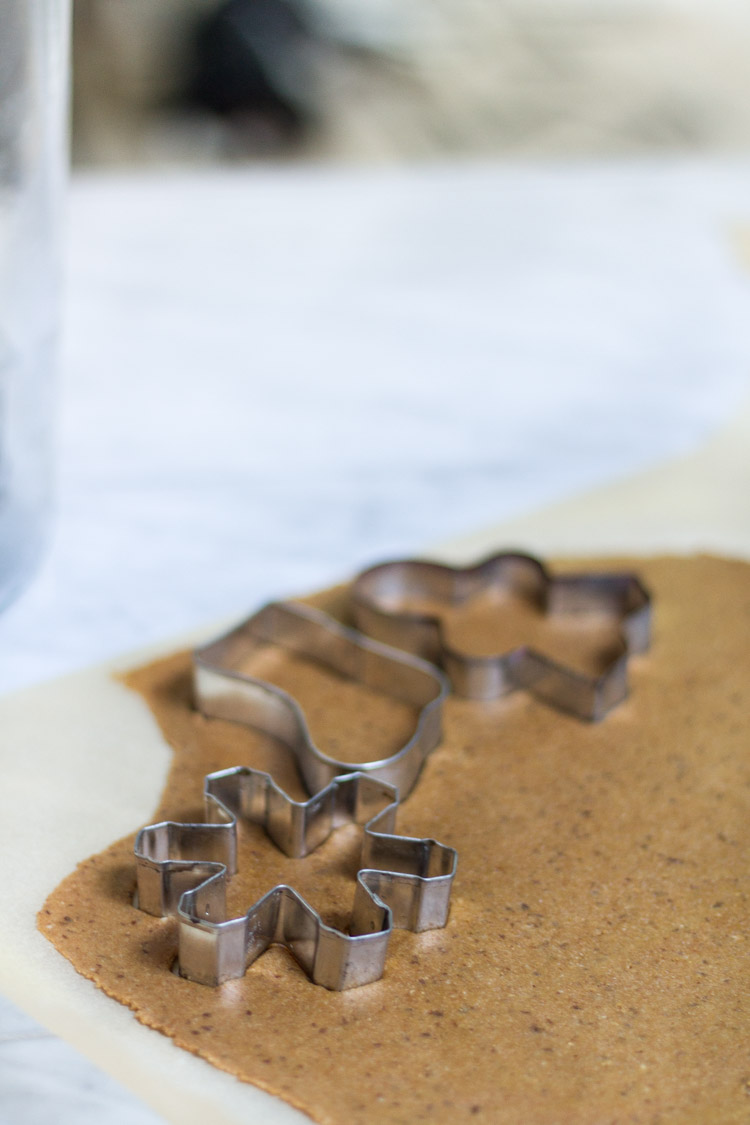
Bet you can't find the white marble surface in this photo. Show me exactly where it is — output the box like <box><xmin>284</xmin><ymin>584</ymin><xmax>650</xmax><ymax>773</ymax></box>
<box><xmin>1</xmin><ymin>157</ymin><xmax>749</xmax><ymax>1122</ymax></box>
<box><xmin>0</xmin><ymin>1017</ymin><xmax>165</xmax><ymax>1125</ymax></box>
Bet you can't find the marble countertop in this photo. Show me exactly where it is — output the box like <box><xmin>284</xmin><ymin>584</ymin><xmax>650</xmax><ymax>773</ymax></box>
<box><xmin>1</xmin><ymin>157</ymin><xmax>749</xmax><ymax>1122</ymax></box>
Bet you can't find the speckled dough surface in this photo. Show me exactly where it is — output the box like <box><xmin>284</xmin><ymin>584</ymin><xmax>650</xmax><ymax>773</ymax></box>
<box><xmin>39</xmin><ymin>557</ymin><xmax>750</xmax><ymax>1124</ymax></box>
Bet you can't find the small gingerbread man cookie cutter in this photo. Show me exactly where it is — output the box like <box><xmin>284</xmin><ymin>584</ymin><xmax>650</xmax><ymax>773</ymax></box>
<box><xmin>351</xmin><ymin>551</ymin><xmax>651</xmax><ymax>720</ymax></box>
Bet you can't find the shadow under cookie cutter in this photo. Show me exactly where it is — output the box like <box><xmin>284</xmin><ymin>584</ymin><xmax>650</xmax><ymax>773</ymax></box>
<box><xmin>193</xmin><ymin>600</ymin><xmax>449</xmax><ymax>799</ymax></box>
<box><xmin>135</xmin><ymin>769</ymin><xmax>457</xmax><ymax>990</ymax></box>
<box><xmin>351</xmin><ymin>552</ymin><xmax>652</xmax><ymax>720</ymax></box>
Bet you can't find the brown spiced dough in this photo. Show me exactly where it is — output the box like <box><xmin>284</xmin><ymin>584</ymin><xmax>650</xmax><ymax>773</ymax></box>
<box><xmin>39</xmin><ymin>556</ymin><xmax>750</xmax><ymax>1124</ymax></box>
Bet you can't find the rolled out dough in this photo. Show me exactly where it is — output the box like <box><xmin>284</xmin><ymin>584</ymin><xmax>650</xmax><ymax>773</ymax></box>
<box><xmin>40</xmin><ymin>555</ymin><xmax>750</xmax><ymax>1125</ymax></box>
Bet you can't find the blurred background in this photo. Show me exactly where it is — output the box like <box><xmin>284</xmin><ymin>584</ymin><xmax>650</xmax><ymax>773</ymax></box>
<box><xmin>71</xmin><ymin>0</ymin><xmax>750</xmax><ymax>166</ymax></box>
<box><xmin>1</xmin><ymin>0</ymin><xmax>747</xmax><ymax>687</ymax></box>
<box><xmin>2</xmin><ymin>3</ymin><xmax>750</xmax><ymax>1123</ymax></box>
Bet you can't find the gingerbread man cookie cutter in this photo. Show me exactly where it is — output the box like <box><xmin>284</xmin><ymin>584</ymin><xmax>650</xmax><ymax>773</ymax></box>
<box><xmin>351</xmin><ymin>552</ymin><xmax>651</xmax><ymax>720</ymax></box>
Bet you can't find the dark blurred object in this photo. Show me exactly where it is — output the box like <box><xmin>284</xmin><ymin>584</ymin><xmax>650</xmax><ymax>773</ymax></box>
<box><xmin>185</xmin><ymin>0</ymin><xmax>319</xmax><ymax>150</ymax></box>
<box><xmin>71</xmin><ymin>1</ymin><xmax>750</xmax><ymax>167</ymax></box>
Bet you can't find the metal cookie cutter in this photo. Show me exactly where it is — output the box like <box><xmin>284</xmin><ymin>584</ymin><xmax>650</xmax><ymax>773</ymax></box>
<box><xmin>135</xmin><ymin>769</ymin><xmax>457</xmax><ymax>990</ymax></box>
<box><xmin>351</xmin><ymin>551</ymin><xmax>651</xmax><ymax>720</ymax></box>
<box><xmin>193</xmin><ymin>600</ymin><xmax>449</xmax><ymax>799</ymax></box>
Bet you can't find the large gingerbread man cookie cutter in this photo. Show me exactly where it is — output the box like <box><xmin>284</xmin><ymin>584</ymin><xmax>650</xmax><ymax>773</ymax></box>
<box><xmin>351</xmin><ymin>551</ymin><xmax>651</xmax><ymax>720</ymax></box>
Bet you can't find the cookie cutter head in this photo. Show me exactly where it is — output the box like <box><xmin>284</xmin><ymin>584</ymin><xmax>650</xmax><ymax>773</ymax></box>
<box><xmin>135</xmin><ymin>769</ymin><xmax>457</xmax><ymax>990</ymax></box>
<box><xmin>193</xmin><ymin>600</ymin><xmax>449</xmax><ymax>798</ymax></box>
<box><xmin>351</xmin><ymin>552</ymin><xmax>651</xmax><ymax>720</ymax></box>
